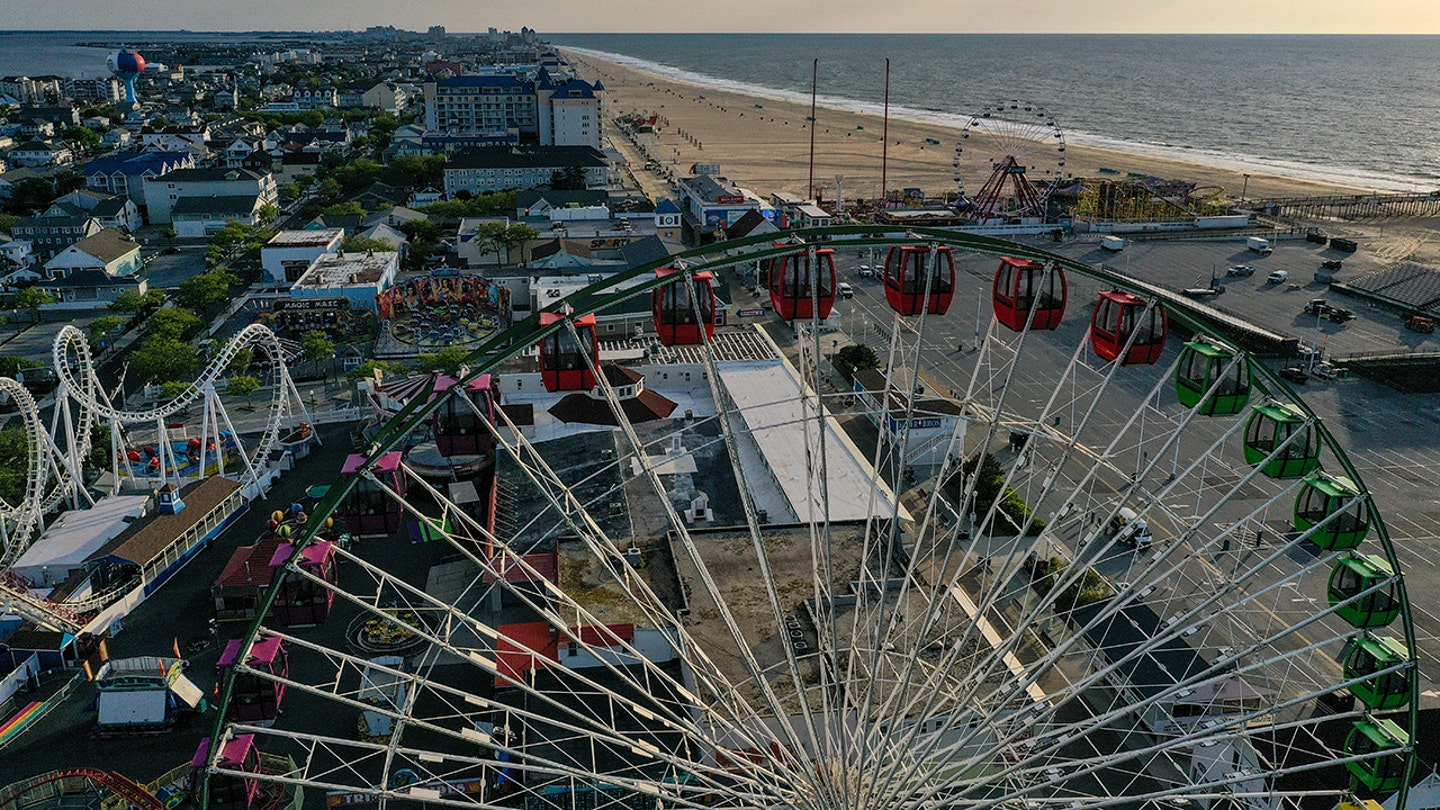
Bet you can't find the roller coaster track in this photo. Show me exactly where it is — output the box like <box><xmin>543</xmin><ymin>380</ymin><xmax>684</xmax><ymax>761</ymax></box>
<box><xmin>0</xmin><ymin>380</ymin><xmax>57</xmax><ymax>568</ymax></box>
<box><xmin>0</xmin><ymin>324</ymin><xmax>310</xmax><ymax>632</ymax></box>
<box><xmin>53</xmin><ymin>322</ymin><xmax>312</xmax><ymax>491</ymax></box>
<box><xmin>0</xmin><ymin>767</ymin><xmax>161</xmax><ymax>810</ymax></box>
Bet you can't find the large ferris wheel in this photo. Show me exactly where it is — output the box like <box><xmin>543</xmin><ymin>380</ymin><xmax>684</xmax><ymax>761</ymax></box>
<box><xmin>203</xmin><ymin>229</ymin><xmax>1417</xmax><ymax>810</ymax></box>
<box><xmin>955</xmin><ymin>100</ymin><xmax>1068</xmax><ymax>223</ymax></box>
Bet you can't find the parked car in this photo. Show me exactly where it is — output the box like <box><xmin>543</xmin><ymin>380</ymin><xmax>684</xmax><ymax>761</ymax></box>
<box><xmin>1321</xmin><ymin>259</ymin><xmax>1344</xmax><ymax>270</ymax></box>
<box><xmin>1278</xmin><ymin>367</ymin><xmax>1309</xmax><ymax>384</ymax></box>
<box><xmin>858</xmin><ymin>265</ymin><xmax>874</xmax><ymax>278</ymax></box>
<box><xmin>1266</xmin><ymin>270</ymin><xmax>1289</xmax><ymax>284</ymax></box>
<box><xmin>1226</xmin><ymin>264</ymin><xmax>1254</xmax><ymax>277</ymax></box>
<box><xmin>838</xmin><ymin>282</ymin><xmax>855</xmax><ymax>299</ymax></box>
<box><xmin>1303</xmin><ymin>298</ymin><xmax>1355</xmax><ymax>324</ymax></box>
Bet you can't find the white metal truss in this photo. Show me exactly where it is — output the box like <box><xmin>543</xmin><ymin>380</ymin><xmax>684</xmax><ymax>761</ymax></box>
<box><xmin>208</xmin><ymin>237</ymin><xmax>1417</xmax><ymax>810</ymax></box>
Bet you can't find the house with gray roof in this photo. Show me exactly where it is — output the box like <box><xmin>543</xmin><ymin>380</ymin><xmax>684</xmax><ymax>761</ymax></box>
<box><xmin>142</xmin><ymin>167</ymin><xmax>277</xmax><ymax>225</ymax></box>
<box><xmin>11</xmin><ymin>212</ymin><xmax>100</xmax><ymax>261</ymax></box>
<box><xmin>170</xmin><ymin>194</ymin><xmax>265</xmax><ymax>238</ymax></box>
<box><xmin>442</xmin><ymin>146</ymin><xmax>609</xmax><ymax>196</ymax></box>
<box><xmin>44</xmin><ymin>228</ymin><xmax>142</xmax><ymax>279</ymax></box>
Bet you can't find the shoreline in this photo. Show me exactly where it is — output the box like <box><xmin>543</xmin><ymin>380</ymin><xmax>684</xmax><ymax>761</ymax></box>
<box><xmin>564</xmin><ymin>47</ymin><xmax>1381</xmax><ymax>203</ymax></box>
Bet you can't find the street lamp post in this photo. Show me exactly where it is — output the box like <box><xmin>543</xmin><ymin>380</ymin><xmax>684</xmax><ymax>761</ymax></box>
<box><xmin>1240</xmin><ymin>173</ymin><xmax>1250</xmax><ymax>206</ymax></box>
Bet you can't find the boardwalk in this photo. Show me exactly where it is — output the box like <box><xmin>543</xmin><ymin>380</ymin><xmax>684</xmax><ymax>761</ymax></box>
<box><xmin>1248</xmin><ymin>190</ymin><xmax>1440</xmax><ymax>220</ymax></box>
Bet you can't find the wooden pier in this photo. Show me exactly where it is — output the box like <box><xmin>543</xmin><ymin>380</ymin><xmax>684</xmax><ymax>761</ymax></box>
<box><xmin>1246</xmin><ymin>190</ymin><xmax>1440</xmax><ymax>220</ymax></box>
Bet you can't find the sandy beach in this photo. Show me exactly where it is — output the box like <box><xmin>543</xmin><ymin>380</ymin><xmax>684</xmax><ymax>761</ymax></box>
<box><xmin>563</xmin><ymin>49</ymin><xmax>1367</xmax><ymax>204</ymax></box>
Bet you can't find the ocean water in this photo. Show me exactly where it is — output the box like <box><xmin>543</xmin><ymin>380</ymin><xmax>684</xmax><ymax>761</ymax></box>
<box><xmin>555</xmin><ymin>33</ymin><xmax>1440</xmax><ymax>192</ymax></box>
<box><xmin>0</xmin><ymin>32</ymin><xmax>115</xmax><ymax>79</ymax></box>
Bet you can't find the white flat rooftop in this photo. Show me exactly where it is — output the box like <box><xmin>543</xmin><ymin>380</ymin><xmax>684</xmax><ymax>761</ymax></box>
<box><xmin>267</xmin><ymin>228</ymin><xmax>343</xmax><ymax>248</ymax></box>
<box><xmin>717</xmin><ymin>359</ymin><xmax>908</xmax><ymax>524</ymax></box>
<box><xmin>13</xmin><ymin>495</ymin><xmax>150</xmax><ymax>582</ymax></box>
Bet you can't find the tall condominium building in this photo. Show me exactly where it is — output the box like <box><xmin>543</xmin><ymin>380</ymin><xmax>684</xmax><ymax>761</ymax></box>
<box><xmin>424</xmin><ymin>75</ymin><xmax>537</xmax><ymax>138</ymax></box>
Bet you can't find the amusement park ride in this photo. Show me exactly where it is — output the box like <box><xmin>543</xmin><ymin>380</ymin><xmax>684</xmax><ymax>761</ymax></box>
<box><xmin>0</xmin><ymin>323</ymin><xmax>311</xmax><ymax>633</ymax></box>
<box><xmin>191</xmin><ymin>226</ymin><xmax>1416</xmax><ymax>810</ymax></box>
<box><xmin>0</xmin><ymin>80</ymin><xmax>1419</xmax><ymax>810</ymax></box>
<box><xmin>954</xmin><ymin>100</ymin><xmax>1067</xmax><ymax>223</ymax></box>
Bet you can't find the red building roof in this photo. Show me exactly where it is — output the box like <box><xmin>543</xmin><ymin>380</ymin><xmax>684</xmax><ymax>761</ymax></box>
<box><xmin>480</xmin><ymin>548</ymin><xmax>559</xmax><ymax>586</ymax></box>
<box><xmin>493</xmin><ymin>621</ymin><xmax>637</xmax><ymax>687</ymax></box>
<box><xmin>214</xmin><ymin>538</ymin><xmax>284</xmax><ymax>591</ymax></box>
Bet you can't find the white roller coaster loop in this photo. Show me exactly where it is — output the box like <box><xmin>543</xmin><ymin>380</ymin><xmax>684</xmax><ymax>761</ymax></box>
<box><xmin>52</xmin><ymin>322</ymin><xmax>312</xmax><ymax>492</ymax></box>
<box><xmin>0</xmin><ymin>378</ymin><xmax>58</xmax><ymax>567</ymax></box>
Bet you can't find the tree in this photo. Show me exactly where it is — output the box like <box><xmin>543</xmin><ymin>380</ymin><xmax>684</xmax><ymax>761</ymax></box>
<box><xmin>278</xmin><ymin>182</ymin><xmax>303</xmax><ymax>202</ymax></box>
<box><xmin>2</xmin><ymin>177</ymin><xmax>57</xmax><ymax>215</ymax></box>
<box><xmin>0</xmin><ymin>356</ymin><xmax>42</xmax><ymax>378</ymax></box>
<box><xmin>109</xmin><ymin>288</ymin><xmax>165</xmax><ymax>313</ymax></box>
<box><xmin>833</xmin><ymin>344</ymin><xmax>881</xmax><ymax>382</ymax></box>
<box><xmin>495</xmin><ymin>223</ymin><xmax>540</xmax><ymax>267</ymax></box>
<box><xmin>141</xmin><ymin>307</ymin><xmax>203</xmax><ymax>341</ymax></box>
<box><xmin>63</xmin><ymin>125</ymin><xmax>101</xmax><ymax>151</ymax></box>
<box><xmin>86</xmin><ymin>315</ymin><xmax>128</xmax><ymax>349</ymax></box>
<box><xmin>315</xmin><ymin>177</ymin><xmax>342</xmax><ymax>203</ymax></box>
<box><xmin>549</xmin><ymin>166</ymin><xmax>588</xmax><ymax>190</ymax></box>
<box><xmin>257</xmin><ymin>203</ymin><xmax>279</xmax><ymax>223</ymax></box>
<box><xmin>415</xmin><ymin>345</ymin><xmax>470</xmax><ymax>376</ymax></box>
<box><xmin>130</xmin><ymin>336</ymin><xmax>199</xmax><ymax>384</ymax></box>
<box><xmin>6</xmin><ymin>288</ymin><xmax>54</xmax><ymax>323</ymax></box>
<box><xmin>86</xmin><ymin>424</ymin><xmax>111</xmax><ymax>472</ymax></box>
<box><xmin>160</xmin><ymin>380</ymin><xmax>192</xmax><ymax>400</ymax></box>
<box><xmin>389</xmin><ymin>154</ymin><xmax>447</xmax><ymax>186</ymax></box>
<box><xmin>226</xmin><ymin>374</ymin><xmax>261</xmax><ymax>405</ymax></box>
<box><xmin>0</xmin><ymin>214</ymin><xmax>18</xmax><ymax>235</ymax></box>
<box><xmin>321</xmin><ymin>201</ymin><xmax>365</xmax><ymax>218</ymax></box>
<box><xmin>475</xmin><ymin>222</ymin><xmax>538</xmax><ymax>269</ymax></box>
<box><xmin>0</xmin><ymin>425</ymin><xmax>30</xmax><ymax>503</ymax></box>
<box><xmin>51</xmin><ymin>171</ymin><xmax>84</xmax><ymax>195</ymax></box>
<box><xmin>226</xmin><ymin>346</ymin><xmax>254</xmax><ymax>376</ymax></box>
<box><xmin>176</xmin><ymin>267</ymin><xmax>239</xmax><ymax>314</ymax></box>
<box><xmin>300</xmin><ymin>330</ymin><xmax>335</xmax><ymax>366</ymax></box>
<box><xmin>345</xmin><ymin>358</ymin><xmax>399</xmax><ymax>382</ymax></box>
<box><xmin>340</xmin><ymin>235</ymin><xmax>397</xmax><ymax>254</ymax></box>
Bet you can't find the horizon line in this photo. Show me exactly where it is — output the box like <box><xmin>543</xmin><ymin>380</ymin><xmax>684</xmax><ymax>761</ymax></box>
<box><xmin>6</xmin><ymin>28</ymin><xmax>1440</xmax><ymax>36</ymax></box>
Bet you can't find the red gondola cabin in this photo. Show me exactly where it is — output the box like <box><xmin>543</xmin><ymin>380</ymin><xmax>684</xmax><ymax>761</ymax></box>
<box><xmin>433</xmin><ymin>374</ymin><xmax>495</xmax><ymax>457</ymax></box>
<box><xmin>269</xmin><ymin>541</ymin><xmax>339</xmax><ymax>627</ymax></box>
<box><xmin>217</xmin><ymin>637</ymin><xmax>288</xmax><ymax>727</ymax></box>
<box><xmin>652</xmin><ymin>268</ymin><xmax>716</xmax><ymax>345</ymax></box>
<box><xmin>538</xmin><ymin>312</ymin><xmax>599</xmax><ymax>392</ymax></box>
<box><xmin>339</xmin><ymin>452</ymin><xmax>405</xmax><ymax>538</ymax></box>
<box><xmin>884</xmin><ymin>246</ymin><xmax>956</xmax><ymax>316</ymax></box>
<box><xmin>993</xmin><ymin>257</ymin><xmax>1067</xmax><ymax>331</ymax></box>
<box><xmin>1091</xmin><ymin>291</ymin><xmax>1168</xmax><ymax>365</ymax></box>
<box><xmin>768</xmin><ymin>248</ymin><xmax>837</xmax><ymax>322</ymax></box>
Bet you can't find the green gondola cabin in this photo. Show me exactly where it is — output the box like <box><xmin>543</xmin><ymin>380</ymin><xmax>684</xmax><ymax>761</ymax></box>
<box><xmin>1343</xmin><ymin>718</ymin><xmax>1410</xmax><ymax>794</ymax></box>
<box><xmin>1329</xmin><ymin>554</ymin><xmax>1401</xmax><ymax>628</ymax></box>
<box><xmin>1175</xmin><ymin>340</ymin><xmax>1251</xmax><ymax>415</ymax></box>
<box><xmin>1243</xmin><ymin>402</ymin><xmax>1323</xmax><ymax>478</ymax></box>
<box><xmin>1344</xmin><ymin>635</ymin><xmax>1412</xmax><ymax>710</ymax></box>
<box><xmin>1294</xmin><ymin>474</ymin><xmax>1371</xmax><ymax>550</ymax></box>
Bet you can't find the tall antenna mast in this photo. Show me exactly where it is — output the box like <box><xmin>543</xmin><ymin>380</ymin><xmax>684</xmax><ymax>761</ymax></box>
<box><xmin>881</xmin><ymin>58</ymin><xmax>890</xmax><ymax>207</ymax></box>
<box><xmin>808</xmin><ymin>59</ymin><xmax>818</xmax><ymax>201</ymax></box>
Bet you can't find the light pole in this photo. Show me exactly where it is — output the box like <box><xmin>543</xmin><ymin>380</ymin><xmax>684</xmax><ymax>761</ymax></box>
<box><xmin>1240</xmin><ymin>173</ymin><xmax>1250</xmax><ymax>206</ymax></box>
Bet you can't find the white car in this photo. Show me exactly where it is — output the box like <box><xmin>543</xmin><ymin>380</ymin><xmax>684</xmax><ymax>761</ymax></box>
<box><xmin>858</xmin><ymin>265</ymin><xmax>874</xmax><ymax>278</ymax></box>
<box><xmin>838</xmin><ymin>282</ymin><xmax>855</xmax><ymax>299</ymax></box>
<box><xmin>1267</xmin><ymin>270</ymin><xmax>1289</xmax><ymax>284</ymax></box>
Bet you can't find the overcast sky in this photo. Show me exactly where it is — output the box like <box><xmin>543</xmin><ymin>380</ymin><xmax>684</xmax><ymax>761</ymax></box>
<box><xmin>7</xmin><ymin>0</ymin><xmax>1440</xmax><ymax>33</ymax></box>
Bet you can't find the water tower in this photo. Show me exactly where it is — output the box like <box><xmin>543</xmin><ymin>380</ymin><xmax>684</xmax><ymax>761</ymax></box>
<box><xmin>106</xmin><ymin>47</ymin><xmax>146</xmax><ymax>111</ymax></box>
